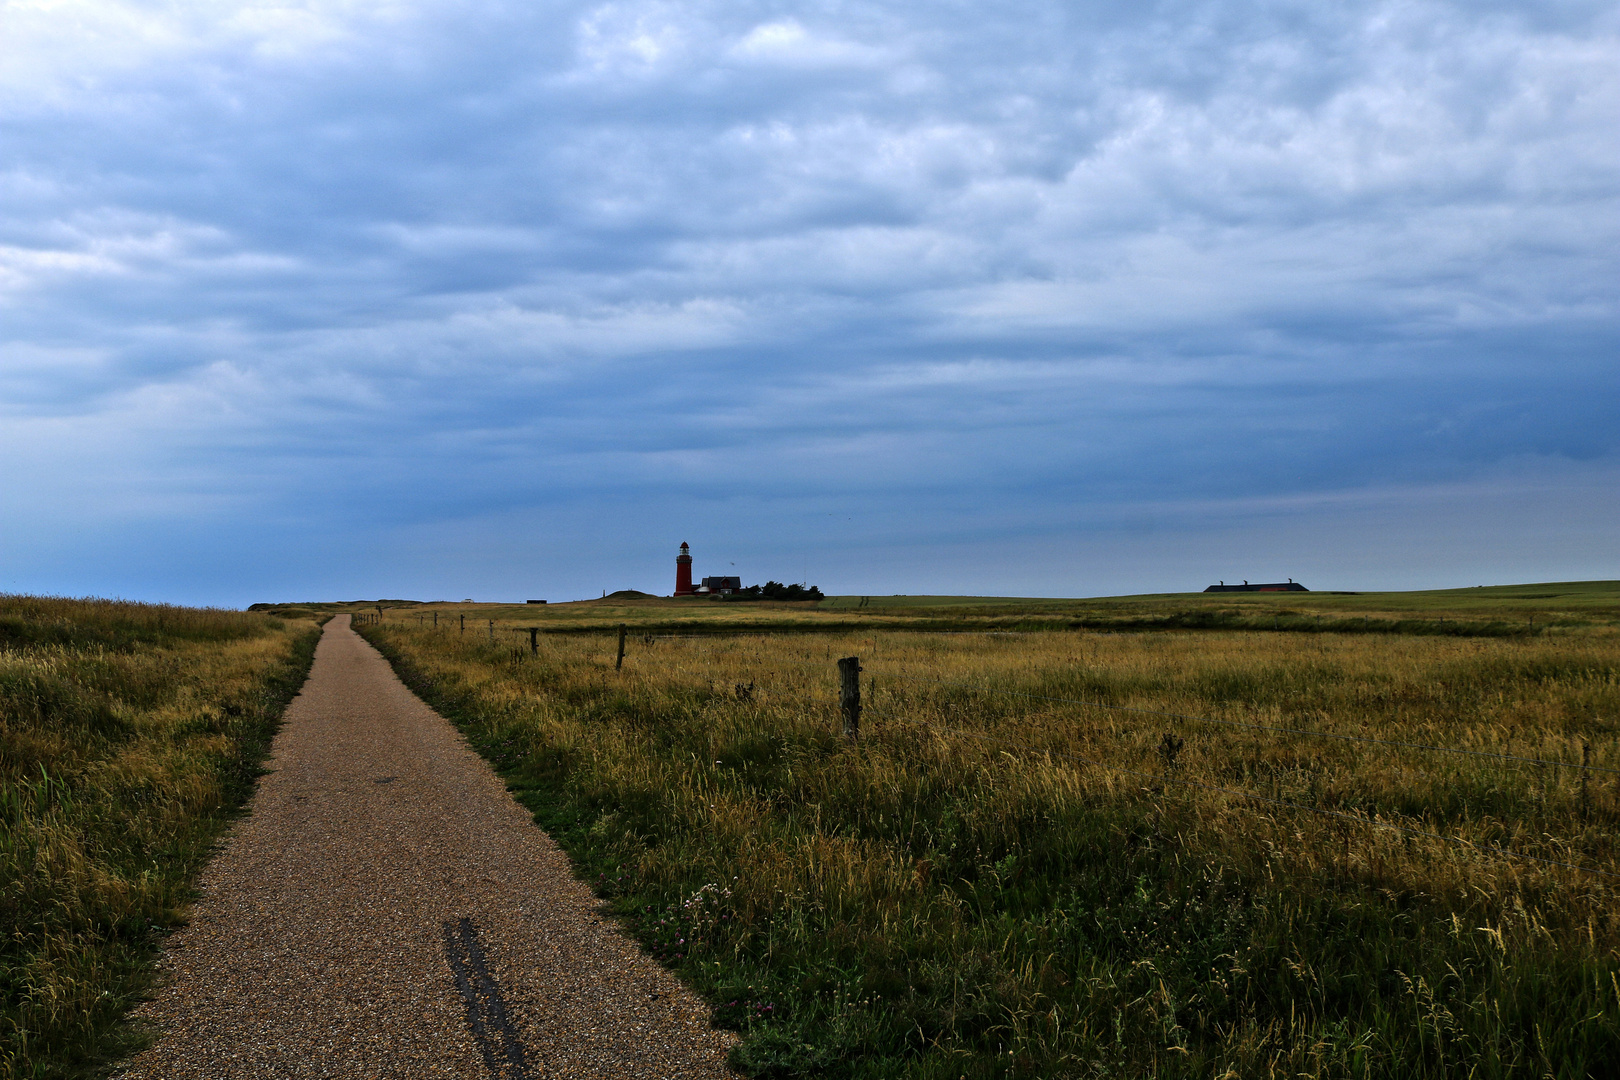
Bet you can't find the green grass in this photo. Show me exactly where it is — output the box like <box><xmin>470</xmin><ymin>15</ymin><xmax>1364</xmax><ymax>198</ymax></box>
<box><xmin>360</xmin><ymin>592</ymin><xmax>1620</xmax><ymax>1079</ymax></box>
<box><xmin>285</xmin><ymin>580</ymin><xmax>1620</xmax><ymax>640</ymax></box>
<box><xmin>0</xmin><ymin>597</ymin><xmax>322</xmax><ymax>1079</ymax></box>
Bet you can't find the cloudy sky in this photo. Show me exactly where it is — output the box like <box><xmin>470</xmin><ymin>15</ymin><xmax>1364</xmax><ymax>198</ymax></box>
<box><xmin>3</xmin><ymin>0</ymin><xmax>1616</xmax><ymax>605</ymax></box>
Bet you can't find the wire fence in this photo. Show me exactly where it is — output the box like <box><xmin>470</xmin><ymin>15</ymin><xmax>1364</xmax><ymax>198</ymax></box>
<box><xmin>375</xmin><ymin>615</ymin><xmax>1617</xmax><ymax>881</ymax></box>
<box><xmin>684</xmin><ymin>667</ymin><xmax>1614</xmax><ymax>883</ymax></box>
<box><xmin>735</xmin><ymin>673</ymin><xmax>1620</xmax><ymax>881</ymax></box>
<box><xmin>651</xmin><ymin>641</ymin><xmax>1613</xmax><ymax>778</ymax></box>
<box><xmin>722</xmin><ymin>654</ymin><xmax>1618</xmax><ymax>881</ymax></box>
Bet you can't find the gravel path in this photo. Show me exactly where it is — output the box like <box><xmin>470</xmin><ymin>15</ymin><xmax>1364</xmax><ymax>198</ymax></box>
<box><xmin>119</xmin><ymin>615</ymin><xmax>736</xmax><ymax>1079</ymax></box>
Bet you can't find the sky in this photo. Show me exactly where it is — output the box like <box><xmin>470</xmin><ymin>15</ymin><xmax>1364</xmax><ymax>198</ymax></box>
<box><xmin>2</xmin><ymin>0</ymin><xmax>1616</xmax><ymax>606</ymax></box>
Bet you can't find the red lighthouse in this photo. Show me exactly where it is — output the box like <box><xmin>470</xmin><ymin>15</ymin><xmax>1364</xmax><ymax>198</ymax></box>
<box><xmin>674</xmin><ymin>542</ymin><xmax>696</xmax><ymax>596</ymax></box>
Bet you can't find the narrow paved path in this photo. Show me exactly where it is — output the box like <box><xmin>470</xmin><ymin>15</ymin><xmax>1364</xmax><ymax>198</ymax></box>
<box><xmin>120</xmin><ymin>615</ymin><xmax>735</xmax><ymax>1079</ymax></box>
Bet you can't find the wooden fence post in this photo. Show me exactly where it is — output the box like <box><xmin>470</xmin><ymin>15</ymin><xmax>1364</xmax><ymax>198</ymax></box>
<box><xmin>488</xmin><ymin>620</ymin><xmax>494</xmax><ymax>642</ymax></box>
<box><xmin>528</xmin><ymin>628</ymin><xmax>539</xmax><ymax>655</ymax></box>
<box><xmin>1581</xmin><ymin>741</ymin><xmax>1592</xmax><ymax>819</ymax></box>
<box><xmin>838</xmin><ymin>656</ymin><xmax>862</xmax><ymax>740</ymax></box>
<box><xmin>616</xmin><ymin>624</ymin><xmax>627</xmax><ymax>670</ymax></box>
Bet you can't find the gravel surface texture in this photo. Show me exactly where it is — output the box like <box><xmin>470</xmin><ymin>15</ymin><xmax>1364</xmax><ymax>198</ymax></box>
<box><xmin>119</xmin><ymin>615</ymin><xmax>736</xmax><ymax>1079</ymax></box>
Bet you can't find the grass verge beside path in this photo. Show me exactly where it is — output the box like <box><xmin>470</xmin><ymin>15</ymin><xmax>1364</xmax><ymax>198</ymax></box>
<box><xmin>0</xmin><ymin>597</ymin><xmax>324</xmax><ymax>1079</ymax></box>
<box><xmin>361</xmin><ymin>617</ymin><xmax>1619</xmax><ymax>1079</ymax></box>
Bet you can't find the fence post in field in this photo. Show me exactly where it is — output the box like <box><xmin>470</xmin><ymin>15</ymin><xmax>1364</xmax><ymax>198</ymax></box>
<box><xmin>1581</xmin><ymin>740</ymin><xmax>1592</xmax><ymax>819</ymax></box>
<box><xmin>433</xmin><ymin>612</ymin><xmax>438</xmax><ymax>628</ymax></box>
<box><xmin>488</xmin><ymin>620</ymin><xmax>494</xmax><ymax>642</ymax></box>
<box><xmin>616</xmin><ymin>624</ymin><xmax>627</xmax><ymax>670</ymax></box>
<box><xmin>528</xmin><ymin>628</ymin><xmax>539</xmax><ymax>656</ymax></box>
<box><xmin>838</xmin><ymin>656</ymin><xmax>862</xmax><ymax>741</ymax></box>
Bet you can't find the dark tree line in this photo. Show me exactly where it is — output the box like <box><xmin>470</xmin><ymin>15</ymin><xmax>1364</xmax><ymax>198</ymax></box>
<box><xmin>736</xmin><ymin>581</ymin><xmax>824</xmax><ymax>601</ymax></box>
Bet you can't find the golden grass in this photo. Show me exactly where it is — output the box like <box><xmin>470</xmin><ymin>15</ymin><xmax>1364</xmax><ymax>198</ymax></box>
<box><xmin>364</xmin><ymin>610</ymin><xmax>1619</xmax><ymax>1078</ymax></box>
<box><xmin>0</xmin><ymin>596</ymin><xmax>321</xmax><ymax>1078</ymax></box>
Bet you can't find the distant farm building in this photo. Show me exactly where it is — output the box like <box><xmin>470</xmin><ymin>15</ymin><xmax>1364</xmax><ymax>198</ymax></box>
<box><xmin>1205</xmin><ymin>580</ymin><xmax>1309</xmax><ymax>593</ymax></box>
<box><xmin>673</xmin><ymin>542</ymin><xmax>743</xmax><ymax>595</ymax></box>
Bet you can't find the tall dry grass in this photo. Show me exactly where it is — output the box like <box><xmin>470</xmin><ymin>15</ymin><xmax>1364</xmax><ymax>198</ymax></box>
<box><xmin>0</xmin><ymin>596</ymin><xmax>321</xmax><ymax>1078</ymax></box>
<box><xmin>363</xmin><ymin>619</ymin><xmax>1619</xmax><ymax>1078</ymax></box>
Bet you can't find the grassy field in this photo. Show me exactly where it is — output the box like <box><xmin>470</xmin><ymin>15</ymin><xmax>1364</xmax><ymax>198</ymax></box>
<box><xmin>357</xmin><ymin>582</ymin><xmax>1619</xmax><ymax>1078</ymax></box>
<box><xmin>0</xmin><ymin>597</ymin><xmax>322</xmax><ymax>1079</ymax></box>
<box><xmin>302</xmin><ymin>579</ymin><xmax>1620</xmax><ymax>639</ymax></box>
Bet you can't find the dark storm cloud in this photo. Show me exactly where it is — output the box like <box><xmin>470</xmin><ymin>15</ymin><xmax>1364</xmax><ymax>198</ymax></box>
<box><xmin>1</xmin><ymin>0</ymin><xmax>1615</xmax><ymax>602</ymax></box>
